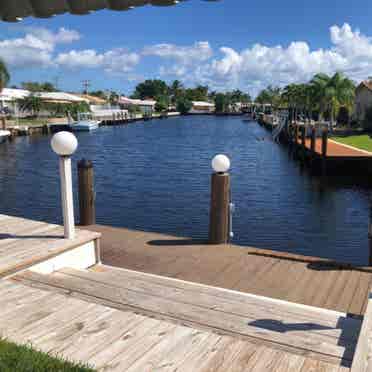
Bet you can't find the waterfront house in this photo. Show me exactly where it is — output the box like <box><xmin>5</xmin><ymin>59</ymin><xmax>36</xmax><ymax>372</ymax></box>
<box><xmin>119</xmin><ymin>96</ymin><xmax>156</xmax><ymax>115</ymax></box>
<box><xmin>190</xmin><ymin>101</ymin><xmax>216</xmax><ymax>114</ymax></box>
<box><xmin>72</xmin><ymin>94</ymin><xmax>108</xmax><ymax>106</ymax></box>
<box><xmin>355</xmin><ymin>79</ymin><xmax>372</xmax><ymax>122</ymax></box>
<box><xmin>0</xmin><ymin>88</ymin><xmax>88</xmax><ymax>117</ymax></box>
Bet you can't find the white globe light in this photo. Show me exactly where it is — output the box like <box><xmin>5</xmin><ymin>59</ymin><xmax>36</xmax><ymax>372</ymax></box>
<box><xmin>212</xmin><ymin>154</ymin><xmax>231</xmax><ymax>173</ymax></box>
<box><xmin>51</xmin><ymin>131</ymin><xmax>78</xmax><ymax>156</ymax></box>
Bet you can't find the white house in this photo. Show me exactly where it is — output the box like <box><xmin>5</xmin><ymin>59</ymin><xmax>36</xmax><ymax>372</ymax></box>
<box><xmin>119</xmin><ymin>96</ymin><xmax>156</xmax><ymax>114</ymax></box>
<box><xmin>190</xmin><ymin>101</ymin><xmax>215</xmax><ymax>114</ymax></box>
<box><xmin>0</xmin><ymin>88</ymin><xmax>88</xmax><ymax>117</ymax></box>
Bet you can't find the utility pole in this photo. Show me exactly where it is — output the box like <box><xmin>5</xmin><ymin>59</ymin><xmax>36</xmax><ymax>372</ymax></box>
<box><xmin>54</xmin><ymin>75</ymin><xmax>60</xmax><ymax>91</ymax></box>
<box><xmin>82</xmin><ymin>80</ymin><xmax>91</xmax><ymax>95</ymax></box>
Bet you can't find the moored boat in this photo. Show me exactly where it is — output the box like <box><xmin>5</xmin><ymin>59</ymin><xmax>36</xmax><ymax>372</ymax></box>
<box><xmin>0</xmin><ymin>130</ymin><xmax>10</xmax><ymax>143</ymax></box>
<box><xmin>70</xmin><ymin>113</ymin><xmax>100</xmax><ymax>132</ymax></box>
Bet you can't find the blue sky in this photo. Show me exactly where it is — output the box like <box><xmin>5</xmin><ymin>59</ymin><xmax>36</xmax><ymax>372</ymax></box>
<box><xmin>1</xmin><ymin>0</ymin><xmax>372</xmax><ymax>96</ymax></box>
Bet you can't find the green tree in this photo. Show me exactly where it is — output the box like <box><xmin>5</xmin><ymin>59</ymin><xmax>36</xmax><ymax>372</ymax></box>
<box><xmin>21</xmin><ymin>81</ymin><xmax>56</xmax><ymax>92</ymax></box>
<box><xmin>89</xmin><ymin>90</ymin><xmax>107</xmax><ymax>99</ymax></box>
<box><xmin>169</xmin><ymin>80</ymin><xmax>184</xmax><ymax>104</ymax></box>
<box><xmin>0</xmin><ymin>59</ymin><xmax>10</xmax><ymax>92</ymax></box>
<box><xmin>109</xmin><ymin>91</ymin><xmax>119</xmax><ymax>105</ymax></box>
<box><xmin>255</xmin><ymin>86</ymin><xmax>281</xmax><ymax>107</ymax></box>
<box><xmin>231</xmin><ymin>89</ymin><xmax>251</xmax><ymax>103</ymax></box>
<box><xmin>155</xmin><ymin>95</ymin><xmax>169</xmax><ymax>113</ymax></box>
<box><xmin>214</xmin><ymin>93</ymin><xmax>231</xmax><ymax>113</ymax></box>
<box><xmin>176</xmin><ymin>98</ymin><xmax>192</xmax><ymax>114</ymax></box>
<box><xmin>185</xmin><ymin>85</ymin><xmax>209</xmax><ymax>101</ymax></box>
<box><xmin>132</xmin><ymin>79</ymin><xmax>169</xmax><ymax>100</ymax></box>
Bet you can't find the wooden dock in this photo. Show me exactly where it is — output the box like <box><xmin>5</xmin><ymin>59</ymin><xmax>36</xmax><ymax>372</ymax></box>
<box><xmin>86</xmin><ymin>225</ymin><xmax>372</xmax><ymax>316</ymax></box>
<box><xmin>297</xmin><ymin>137</ymin><xmax>372</xmax><ymax>158</ymax></box>
<box><xmin>10</xmin><ymin>265</ymin><xmax>357</xmax><ymax>371</ymax></box>
<box><xmin>0</xmin><ymin>214</ymin><xmax>100</xmax><ymax>278</ymax></box>
<box><xmin>0</xmin><ymin>215</ymin><xmax>371</xmax><ymax>370</ymax></box>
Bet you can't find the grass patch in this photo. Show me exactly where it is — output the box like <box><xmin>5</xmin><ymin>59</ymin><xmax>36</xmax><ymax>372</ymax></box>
<box><xmin>14</xmin><ymin>118</ymin><xmax>48</xmax><ymax>126</ymax></box>
<box><xmin>0</xmin><ymin>339</ymin><xmax>95</xmax><ymax>372</ymax></box>
<box><xmin>332</xmin><ymin>134</ymin><xmax>372</xmax><ymax>152</ymax></box>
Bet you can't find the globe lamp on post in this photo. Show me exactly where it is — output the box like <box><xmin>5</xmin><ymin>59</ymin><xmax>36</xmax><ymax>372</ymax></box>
<box><xmin>51</xmin><ymin>131</ymin><xmax>78</xmax><ymax>239</ymax></box>
<box><xmin>209</xmin><ymin>154</ymin><xmax>231</xmax><ymax>244</ymax></box>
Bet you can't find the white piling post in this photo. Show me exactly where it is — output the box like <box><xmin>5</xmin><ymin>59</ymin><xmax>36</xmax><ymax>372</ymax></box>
<box><xmin>51</xmin><ymin>131</ymin><xmax>78</xmax><ymax>239</ymax></box>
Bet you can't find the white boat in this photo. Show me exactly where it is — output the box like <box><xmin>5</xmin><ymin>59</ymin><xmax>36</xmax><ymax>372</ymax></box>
<box><xmin>70</xmin><ymin>113</ymin><xmax>100</xmax><ymax>132</ymax></box>
<box><xmin>0</xmin><ymin>130</ymin><xmax>10</xmax><ymax>143</ymax></box>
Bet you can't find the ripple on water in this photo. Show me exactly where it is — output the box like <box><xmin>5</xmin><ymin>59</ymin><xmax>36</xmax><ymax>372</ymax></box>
<box><xmin>0</xmin><ymin>116</ymin><xmax>369</xmax><ymax>265</ymax></box>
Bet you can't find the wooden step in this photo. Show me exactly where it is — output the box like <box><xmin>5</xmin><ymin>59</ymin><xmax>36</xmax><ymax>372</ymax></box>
<box><xmin>13</xmin><ymin>265</ymin><xmax>362</xmax><ymax>367</ymax></box>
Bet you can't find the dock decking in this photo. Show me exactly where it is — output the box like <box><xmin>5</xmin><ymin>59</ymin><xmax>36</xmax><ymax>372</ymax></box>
<box><xmin>297</xmin><ymin>138</ymin><xmax>372</xmax><ymax>158</ymax></box>
<box><xmin>12</xmin><ymin>265</ymin><xmax>357</xmax><ymax>370</ymax></box>
<box><xmin>0</xmin><ymin>214</ymin><xmax>100</xmax><ymax>278</ymax></box>
<box><xmin>86</xmin><ymin>225</ymin><xmax>372</xmax><ymax>316</ymax></box>
<box><xmin>0</xmin><ymin>215</ymin><xmax>370</xmax><ymax>370</ymax></box>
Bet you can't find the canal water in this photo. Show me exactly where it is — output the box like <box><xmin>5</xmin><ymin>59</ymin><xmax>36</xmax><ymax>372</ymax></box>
<box><xmin>0</xmin><ymin>115</ymin><xmax>370</xmax><ymax>265</ymax></box>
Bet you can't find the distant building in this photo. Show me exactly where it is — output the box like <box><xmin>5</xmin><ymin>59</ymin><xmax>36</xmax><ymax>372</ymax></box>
<box><xmin>0</xmin><ymin>88</ymin><xmax>88</xmax><ymax>117</ymax></box>
<box><xmin>119</xmin><ymin>96</ymin><xmax>156</xmax><ymax>114</ymax></box>
<box><xmin>190</xmin><ymin>101</ymin><xmax>215</xmax><ymax>114</ymax></box>
<box><xmin>72</xmin><ymin>94</ymin><xmax>108</xmax><ymax>106</ymax></box>
<box><xmin>355</xmin><ymin>80</ymin><xmax>372</xmax><ymax>122</ymax></box>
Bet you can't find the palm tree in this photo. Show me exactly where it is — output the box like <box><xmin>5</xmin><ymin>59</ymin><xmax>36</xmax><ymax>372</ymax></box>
<box><xmin>0</xmin><ymin>59</ymin><xmax>10</xmax><ymax>129</ymax></box>
<box><xmin>169</xmin><ymin>80</ymin><xmax>184</xmax><ymax>104</ymax></box>
<box><xmin>324</xmin><ymin>72</ymin><xmax>355</xmax><ymax>125</ymax></box>
<box><xmin>309</xmin><ymin>73</ymin><xmax>331</xmax><ymax>121</ymax></box>
<box><xmin>310</xmin><ymin>72</ymin><xmax>354</xmax><ymax>124</ymax></box>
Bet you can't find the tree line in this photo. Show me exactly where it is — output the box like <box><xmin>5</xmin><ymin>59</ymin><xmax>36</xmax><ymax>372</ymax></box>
<box><xmin>0</xmin><ymin>58</ymin><xmax>359</xmax><ymax>122</ymax></box>
<box><xmin>255</xmin><ymin>72</ymin><xmax>355</xmax><ymax>125</ymax></box>
<box><xmin>129</xmin><ymin>79</ymin><xmax>252</xmax><ymax>114</ymax></box>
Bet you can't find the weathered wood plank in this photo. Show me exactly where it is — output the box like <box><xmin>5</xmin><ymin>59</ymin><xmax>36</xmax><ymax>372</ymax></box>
<box><xmin>350</xmin><ymin>288</ymin><xmax>372</xmax><ymax>372</ymax></box>
<box><xmin>91</xmin><ymin>318</ymin><xmax>174</xmax><ymax>370</ymax></box>
<box><xmin>88</xmin><ymin>224</ymin><xmax>372</xmax><ymax>317</ymax></box>
<box><xmin>58</xmin><ymin>267</ymin><xmax>361</xmax><ymax>342</ymax></box>
<box><xmin>76</xmin><ymin>266</ymin><xmax>359</xmax><ymax>327</ymax></box>
<box><xmin>14</xmin><ymin>269</ymin><xmax>358</xmax><ymax>364</ymax></box>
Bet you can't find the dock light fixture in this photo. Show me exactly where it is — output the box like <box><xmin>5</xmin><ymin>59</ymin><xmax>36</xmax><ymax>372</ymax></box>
<box><xmin>51</xmin><ymin>131</ymin><xmax>78</xmax><ymax>240</ymax></box>
<box><xmin>212</xmin><ymin>154</ymin><xmax>231</xmax><ymax>173</ymax></box>
<box><xmin>209</xmin><ymin>154</ymin><xmax>231</xmax><ymax>244</ymax></box>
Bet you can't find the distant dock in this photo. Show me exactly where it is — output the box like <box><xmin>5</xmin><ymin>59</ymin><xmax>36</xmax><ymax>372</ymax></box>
<box><xmin>258</xmin><ymin>117</ymin><xmax>372</xmax><ymax>176</ymax></box>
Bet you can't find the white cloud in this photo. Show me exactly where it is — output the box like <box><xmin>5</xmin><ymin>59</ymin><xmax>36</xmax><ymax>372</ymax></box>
<box><xmin>4</xmin><ymin>23</ymin><xmax>372</xmax><ymax>94</ymax></box>
<box><xmin>56</xmin><ymin>48</ymin><xmax>140</xmax><ymax>74</ymax></box>
<box><xmin>0</xmin><ymin>27</ymin><xmax>81</xmax><ymax>68</ymax></box>
<box><xmin>143</xmin><ymin>41</ymin><xmax>212</xmax><ymax>61</ymax></box>
<box><xmin>196</xmin><ymin>23</ymin><xmax>372</xmax><ymax>94</ymax></box>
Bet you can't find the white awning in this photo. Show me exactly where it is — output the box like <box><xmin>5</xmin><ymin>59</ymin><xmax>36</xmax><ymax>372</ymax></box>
<box><xmin>0</xmin><ymin>0</ymin><xmax>218</xmax><ymax>22</ymax></box>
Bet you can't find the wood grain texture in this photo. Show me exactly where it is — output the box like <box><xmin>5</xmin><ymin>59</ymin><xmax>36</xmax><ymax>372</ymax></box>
<box><xmin>14</xmin><ymin>266</ymin><xmax>361</xmax><ymax>366</ymax></box>
<box><xmin>0</xmin><ymin>214</ymin><xmax>100</xmax><ymax>278</ymax></box>
<box><xmin>85</xmin><ymin>224</ymin><xmax>372</xmax><ymax>316</ymax></box>
<box><xmin>1</xmin><ymin>275</ymin><xmax>351</xmax><ymax>372</ymax></box>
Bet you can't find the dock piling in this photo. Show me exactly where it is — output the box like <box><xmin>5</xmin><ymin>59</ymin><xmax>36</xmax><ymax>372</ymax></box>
<box><xmin>321</xmin><ymin>128</ymin><xmax>328</xmax><ymax>177</ymax></box>
<box><xmin>209</xmin><ymin>155</ymin><xmax>231</xmax><ymax>244</ymax></box>
<box><xmin>310</xmin><ymin>127</ymin><xmax>316</xmax><ymax>153</ymax></box>
<box><xmin>301</xmin><ymin>126</ymin><xmax>306</xmax><ymax>147</ymax></box>
<box><xmin>78</xmin><ymin>159</ymin><xmax>96</xmax><ymax>226</ymax></box>
<box><xmin>322</xmin><ymin>128</ymin><xmax>328</xmax><ymax>157</ymax></box>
